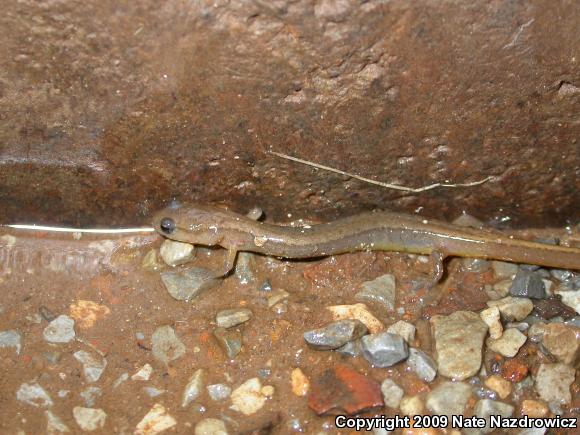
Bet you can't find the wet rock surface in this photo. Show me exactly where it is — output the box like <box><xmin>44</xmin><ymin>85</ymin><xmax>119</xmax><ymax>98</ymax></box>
<box><xmin>1</xmin><ymin>0</ymin><xmax>578</xmax><ymax>228</ymax></box>
<box><xmin>360</xmin><ymin>332</ymin><xmax>409</xmax><ymax>368</ymax></box>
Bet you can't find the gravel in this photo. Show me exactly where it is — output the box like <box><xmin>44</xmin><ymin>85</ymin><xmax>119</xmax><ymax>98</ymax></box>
<box><xmin>510</xmin><ymin>270</ymin><xmax>547</xmax><ymax>299</ymax></box>
<box><xmin>407</xmin><ymin>348</ymin><xmax>438</xmax><ymax>382</ymax></box>
<box><xmin>304</xmin><ymin>319</ymin><xmax>368</xmax><ymax>350</ymax></box>
<box><xmin>43</xmin><ymin>315</ymin><xmax>76</xmax><ymax>343</ymax></box>
<box><xmin>216</xmin><ymin>308</ymin><xmax>253</xmax><ymax>328</ymax></box>
<box><xmin>355</xmin><ymin>274</ymin><xmax>396</xmax><ymax>310</ymax></box>
<box><xmin>360</xmin><ymin>332</ymin><xmax>409</xmax><ymax>367</ymax></box>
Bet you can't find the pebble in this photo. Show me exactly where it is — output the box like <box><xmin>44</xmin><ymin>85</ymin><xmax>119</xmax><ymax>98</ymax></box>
<box><xmin>554</xmin><ymin>287</ymin><xmax>580</xmax><ymax>314</ymax></box>
<box><xmin>291</xmin><ymin>368</ymin><xmax>310</xmax><ymax>396</ymax></box>
<box><xmin>361</xmin><ymin>332</ymin><xmax>409</xmax><ymax>367</ymax></box>
<box><xmin>426</xmin><ymin>381</ymin><xmax>472</xmax><ymax>416</ymax></box>
<box><xmin>213</xmin><ymin>327</ymin><xmax>242</xmax><ymax>359</ymax></box>
<box><xmin>80</xmin><ymin>386</ymin><xmax>102</xmax><ymax>407</ymax></box>
<box><xmin>307</xmin><ymin>364</ymin><xmax>383</xmax><ymax>415</ymax></box>
<box><xmin>462</xmin><ymin>258</ymin><xmax>491</xmax><ymax>272</ymax></box>
<box><xmin>492</xmin><ymin>261</ymin><xmax>519</xmax><ymax>279</ymax></box>
<box><xmin>46</xmin><ymin>410</ymin><xmax>70</xmax><ymax>433</ymax></box>
<box><xmin>143</xmin><ymin>387</ymin><xmax>165</xmax><ymax>398</ymax></box>
<box><xmin>43</xmin><ymin>315</ymin><xmax>76</xmax><ymax>343</ymax></box>
<box><xmin>486</xmin><ymin>328</ymin><xmax>527</xmax><ymax>357</ymax></box>
<box><xmin>131</xmin><ymin>363</ymin><xmax>153</xmax><ymax>381</ymax></box>
<box><xmin>0</xmin><ymin>329</ymin><xmax>22</xmax><ymax>354</ymax></box>
<box><xmin>141</xmin><ymin>249</ymin><xmax>163</xmax><ymax>271</ymax></box>
<box><xmin>399</xmin><ymin>396</ymin><xmax>424</xmax><ymax>416</ymax></box>
<box><xmin>235</xmin><ymin>252</ymin><xmax>256</xmax><ymax>284</ymax></box>
<box><xmin>355</xmin><ymin>274</ymin><xmax>396</xmax><ymax>310</ymax></box>
<box><xmin>473</xmin><ymin>399</ymin><xmax>514</xmax><ymax>433</ymax></box>
<box><xmin>431</xmin><ymin>311</ymin><xmax>488</xmax><ymax>380</ymax></box>
<box><xmin>484</xmin><ymin>375</ymin><xmax>512</xmax><ymax>399</ymax></box>
<box><xmin>207</xmin><ymin>383</ymin><xmax>232</xmax><ymax>401</ymax></box>
<box><xmin>381</xmin><ymin>378</ymin><xmax>404</xmax><ymax>408</ymax></box>
<box><xmin>259</xmin><ymin>279</ymin><xmax>272</xmax><ymax>292</ymax></box>
<box><xmin>327</xmin><ymin>303</ymin><xmax>384</xmax><ymax>333</ymax></box>
<box><xmin>336</xmin><ymin>339</ymin><xmax>362</xmax><ymax>357</ymax></box>
<box><xmin>304</xmin><ymin>319</ymin><xmax>368</xmax><ymax>350</ymax></box>
<box><xmin>386</xmin><ymin>320</ymin><xmax>416</xmax><ymax>343</ymax></box>
<box><xmin>112</xmin><ymin>373</ymin><xmax>129</xmax><ymax>389</ymax></box>
<box><xmin>480</xmin><ymin>307</ymin><xmax>503</xmax><ymax>339</ymax></box>
<box><xmin>492</xmin><ymin>279</ymin><xmax>514</xmax><ymax>298</ymax></box>
<box><xmin>550</xmin><ymin>269</ymin><xmax>575</xmax><ymax>282</ymax></box>
<box><xmin>160</xmin><ymin>267</ymin><xmax>219</xmax><ymax>301</ymax></box>
<box><xmin>16</xmin><ymin>382</ymin><xmax>53</xmax><ymax>408</ymax></box>
<box><xmin>195</xmin><ymin>418</ymin><xmax>228</xmax><ymax>435</ymax></box>
<box><xmin>541</xmin><ymin>323</ymin><xmax>580</xmax><ymax>365</ymax></box>
<box><xmin>72</xmin><ymin>407</ymin><xmax>107</xmax><ymax>431</ymax></box>
<box><xmin>509</xmin><ymin>270</ymin><xmax>546</xmax><ymax>299</ymax></box>
<box><xmin>182</xmin><ymin>369</ymin><xmax>204</xmax><ymax>407</ymax></box>
<box><xmin>520</xmin><ymin>399</ymin><xmax>549</xmax><ymax>418</ymax></box>
<box><xmin>151</xmin><ymin>325</ymin><xmax>186</xmax><ymax>364</ymax></box>
<box><xmin>534</xmin><ymin>363</ymin><xmax>575</xmax><ymax>405</ymax></box>
<box><xmin>73</xmin><ymin>351</ymin><xmax>107</xmax><ymax>383</ymax></box>
<box><xmin>487</xmin><ymin>296</ymin><xmax>534</xmax><ymax>322</ymax></box>
<box><xmin>407</xmin><ymin>348</ymin><xmax>437</xmax><ymax>382</ymax></box>
<box><xmin>267</xmin><ymin>288</ymin><xmax>290</xmax><ymax>307</ymax></box>
<box><xmin>533</xmin><ymin>296</ymin><xmax>576</xmax><ymax>320</ymax></box>
<box><xmin>527</xmin><ymin>322</ymin><xmax>546</xmax><ymax>342</ymax></box>
<box><xmin>216</xmin><ymin>308</ymin><xmax>253</xmax><ymax>329</ymax></box>
<box><xmin>159</xmin><ymin>239</ymin><xmax>195</xmax><ymax>266</ymax></box>
<box><xmin>230</xmin><ymin>378</ymin><xmax>271</xmax><ymax>415</ymax></box>
<box><xmin>69</xmin><ymin>300</ymin><xmax>110</xmax><ymax>329</ymax></box>
<box><xmin>135</xmin><ymin>403</ymin><xmax>177</xmax><ymax>435</ymax></box>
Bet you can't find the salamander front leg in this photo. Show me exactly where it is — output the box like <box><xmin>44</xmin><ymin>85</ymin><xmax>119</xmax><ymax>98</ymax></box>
<box><xmin>426</xmin><ymin>250</ymin><xmax>446</xmax><ymax>290</ymax></box>
<box><xmin>220</xmin><ymin>248</ymin><xmax>239</xmax><ymax>277</ymax></box>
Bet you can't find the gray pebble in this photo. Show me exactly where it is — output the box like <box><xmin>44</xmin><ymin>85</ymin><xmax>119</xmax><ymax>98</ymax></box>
<box><xmin>355</xmin><ymin>274</ymin><xmax>396</xmax><ymax>310</ymax></box>
<box><xmin>16</xmin><ymin>382</ymin><xmax>53</xmax><ymax>408</ymax></box>
<box><xmin>550</xmin><ymin>269</ymin><xmax>575</xmax><ymax>283</ymax></box>
<box><xmin>39</xmin><ymin>306</ymin><xmax>57</xmax><ymax>322</ymax></box>
<box><xmin>159</xmin><ymin>239</ymin><xmax>195</xmax><ymax>266</ymax></box>
<box><xmin>0</xmin><ymin>330</ymin><xmax>22</xmax><ymax>354</ymax></box>
<box><xmin>73</xmin><ymin>350</ymin><xmax>107</xmax><ymax>383</ymax></box>
<box><xmin>207</xmin><ymin>383</ymin><xmax>232</xmax><ymax>401</ymax></box>
<box><xmin>182</xmin><ymin>369</ymin><xmax>204</xmax><ymax>407</ymax></box>
<box><xmin>510</xmin><ymin>270</ymin><xmax>546</xmax><ymax>299</ymax></box>
<box><xmin>152</xmin><ymin>325</ymin><xmax>186</xmax><ymax>365</ymax></box>
<box><xmin>361</xmin><ymin>332</ymin><xmax>409</xmax><ymax>367</ymax></box>
<box><xmin>381</xmin><ymin>378</ymin><xmax>404</xmax><ymax>408</ymax></box>
<box><xmin>80</xmin><ymin>386</ymin><xmax>102</xmax><ymax>407</ymax></box>
<box><xmin>259</xmin><ymin>279</ymin><xmax>273</xmax><ymax>292</ymax></box>
<box><xmin>216</xmin><ymin>308</ymin><xmax>253</xmax><ymax>329</ymax></box>
<box><xmin>473</xmin><ymin>399</ymin><xmax>514</xmax><ymax>433</ymax></box>
<box><xmin>160</xmin><ymin>267</ymin><xmax>220</xmax><ymax>301</ymax></box>
<box><xmin>43</xmin><ymin>315</ymin><xmax>75</xmax><ymax>343</ymax></box>
<box><xmin>426</xmin><ymin>381</ymin><xmax>472</xmax><ymax>416</ymax></box>
<box><xmin>304</xmin><ymin>320</ymin><xmax>368</xmax><ymax>350</ymax></box>
<box><xmin>214</xmin><ymin>328</ymin><xmax>242</xmax><ymax>359</ymax></box>
<box><xmin>336</xmin><ymin>339</ymin><xmax>362</xmax><ymax>357</ymax></box>
<box><xmin>143</xmin><ymin>387</ymin><xmax>165</xmax><ymax>398</ymax></box>
<box><xmin>43</xmin><ymin>351</ymin><xmax>62</xmax><ymax>365</ymax></box>
<box><xmin>407</xmin><ymin>348</ymin><xmax>438</xmax><ymax>382</ymax></box>
<box><xmin>235</xmin><ymin>252</ymin><xmax>257</xmax><ymax>284</ymax></box>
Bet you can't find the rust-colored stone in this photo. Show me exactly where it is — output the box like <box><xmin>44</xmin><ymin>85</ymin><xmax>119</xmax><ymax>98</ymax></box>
<box><xmin>501</xmin><ymin>359</ymin><xmax>529</xmax><ymax>383</ymax></box>
<box><xmin>307</xmin><ymin>364</ymin><xmax>383</xmax><ymax>415</ymax></box>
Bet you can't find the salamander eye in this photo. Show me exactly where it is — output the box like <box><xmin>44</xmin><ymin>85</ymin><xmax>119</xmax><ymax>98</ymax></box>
<box><xmin>159</xmin><ymin>217</ymin><xmax>176</xmax><ymax>234</ymax></box>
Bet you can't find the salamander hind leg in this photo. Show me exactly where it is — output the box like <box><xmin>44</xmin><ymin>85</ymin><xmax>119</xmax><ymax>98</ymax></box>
<box><xmin>425</xmin><ymin>250</ymin><xmax>447</xmax><ymax>290</ymax></box>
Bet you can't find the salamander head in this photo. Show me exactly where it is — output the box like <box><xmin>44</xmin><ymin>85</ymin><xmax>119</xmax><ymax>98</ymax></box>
<box><xmin>152</xmin><ymin>204</ymin><xmax>234</xmax><ymax>247</ymax></box>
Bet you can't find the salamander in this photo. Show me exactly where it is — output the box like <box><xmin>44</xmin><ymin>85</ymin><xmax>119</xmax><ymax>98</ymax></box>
<box><xmin>152</xmin><ymin>204</ymin><xmax>580</xmax><ymax>277</ymax></box>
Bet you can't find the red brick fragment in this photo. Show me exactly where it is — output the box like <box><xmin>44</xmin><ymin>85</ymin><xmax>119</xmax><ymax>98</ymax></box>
<box><xmin>307</xmin><ymin>364</ymin><xmax>383</xmax><ymax>415</ymax></box>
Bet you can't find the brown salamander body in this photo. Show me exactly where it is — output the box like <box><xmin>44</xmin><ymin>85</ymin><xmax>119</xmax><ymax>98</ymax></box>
<box><xmin>152</xmin><ymin>205</ymin><xmax>580</xmax><ymax>272</ymax></box>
